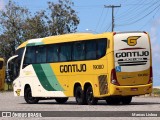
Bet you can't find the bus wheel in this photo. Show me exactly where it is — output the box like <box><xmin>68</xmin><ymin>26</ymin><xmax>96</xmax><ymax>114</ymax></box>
<box><xmin>121</xmin><ymin>96</ymin><xmax>132</xmax><ymax>105</ymax></box>
<box><xmin>24</xmin><ymin>87</ymin><xmax>39</xmax><ymax>104</ymax></box>
<box><xmin>75</xmin><ymin>86</ymin><xmax>85</xmax><ymax>105</ymax></box>
<box><xmin>86</xmin><ymin>86</ymin><xmax>97</xmax><ymax>105</ymax></box>
<box><xmin>55</xmin><ymin>97</ymin><xmax>68</xmax><ymax>104</ymax></box>
<box><xmin>106</xmin><ymin>97</ymin><xmax>121</xmax><ymax>105</ymax></box>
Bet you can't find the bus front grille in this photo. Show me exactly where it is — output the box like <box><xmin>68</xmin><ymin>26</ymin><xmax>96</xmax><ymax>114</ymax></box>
<box><xmin>98</xmin><ymin>75</ymin><xmax>108</xmax><ymax>95</ymax></box>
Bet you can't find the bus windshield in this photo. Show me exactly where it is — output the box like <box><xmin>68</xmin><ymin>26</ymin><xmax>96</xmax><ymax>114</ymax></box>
<box><xmin>7</xmin><ymin>47</ymin><xmax>24</xmax><ymax>81</ymax></box>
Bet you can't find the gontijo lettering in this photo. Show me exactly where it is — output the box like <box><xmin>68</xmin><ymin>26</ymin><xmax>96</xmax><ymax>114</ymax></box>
<box><xmin>116</xmin><ymin>51</ymin><xmax>149</xmax><ymax>58</ymax></box>
<box><xmin>60</xmin><ymin>64</ymin><xmax>86</xmax><ymax>73</ymax></box>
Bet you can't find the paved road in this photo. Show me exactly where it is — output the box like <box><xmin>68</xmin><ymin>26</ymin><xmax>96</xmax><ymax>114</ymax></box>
<box><xmin>0</xmin><ymin>92</ymin><xmax>160</xmax><ymax>120</ymax></box>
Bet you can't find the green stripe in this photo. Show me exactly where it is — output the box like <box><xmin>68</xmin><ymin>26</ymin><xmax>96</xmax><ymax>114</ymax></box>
<box><xmin>27</xmin><ymin>43</ymin><xmax>35</xmax><ymax>46</ymax></box>
<box><xmin>32</xmin><ymin>64</ymin><xmax>64</xmax><ymax>91</ymax></box>
<box><xmin>27</xmin><ymin>42</ymin><xmax>43</xmax><ymax>46</ymax></box>
<box><xmin>33</xmin><ymin>64</ymin><xmax>55</xmax><ymax>91</ymax></box>
<box><xmin>35</xmin><ymin>42</ymin><xmax>44</xmax><ymax>45</ymax></box>
<box><xmin>41</xmin><ymin>64</ymin><xmax>64</xmax><ymax>91</ymax></box>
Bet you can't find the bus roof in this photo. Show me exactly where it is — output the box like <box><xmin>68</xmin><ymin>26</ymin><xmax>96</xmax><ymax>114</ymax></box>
<box><xmin>17</xmin><ymin>32</ymin><xmax>113</xmax><ymax>49</ymax></box>
<box><xmin>17</xmin><ymin>31</ymin><xmax>147</xmax><ymax>49</ymax></box>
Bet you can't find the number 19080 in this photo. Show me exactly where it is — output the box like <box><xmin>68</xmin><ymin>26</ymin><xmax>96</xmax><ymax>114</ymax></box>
<box><xmin>93</xmin><ymin>65</ymin><xmax>104</xmax><ymax>69</ymax></box>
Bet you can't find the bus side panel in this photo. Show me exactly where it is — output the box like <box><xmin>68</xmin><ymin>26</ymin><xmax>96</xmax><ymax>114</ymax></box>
<box><xmin>14</xmin><ymin>65</ymin><xmax>67</xmax><ymax>97</ymax></box>
<box><xmin>51</xmin><ymin>59</ymin><xmax>108</xmax><ymax>97</ymax></box>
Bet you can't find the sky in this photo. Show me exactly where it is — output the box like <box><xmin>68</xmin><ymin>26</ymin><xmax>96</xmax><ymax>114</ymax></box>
<box><xmin>0</xmin><ymin>0</ymin><xmax>160</xmax><ymax>86</ymax></box>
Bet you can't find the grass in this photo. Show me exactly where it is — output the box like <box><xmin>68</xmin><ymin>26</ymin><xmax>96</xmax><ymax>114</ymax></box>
<box><xmin>152</xmin><ymin>88</ymin><xmax>160</xmax><ymax>96</ymax></box>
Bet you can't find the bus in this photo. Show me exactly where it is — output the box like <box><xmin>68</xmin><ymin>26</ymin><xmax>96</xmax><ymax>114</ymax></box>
<box><xmin>7</xmin><ymin>31</ymin><xmax>152</xmax><ymax>105</ymax></box>
<box><xmin>0</xmin><ymin>58</ymin><xmax>5</xmax><ymax>90</ymax></box>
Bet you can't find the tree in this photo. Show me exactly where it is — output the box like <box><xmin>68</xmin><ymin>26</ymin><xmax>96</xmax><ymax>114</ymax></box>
<box><xmin>0</xmin><ymin>0</ymin><xmax>79</xmax><ymax>60</ymax></box>
<box><xmin>46</xmin><ymin>0</ymin><xmax>79</xmax><ymax>35</ymax></box>
<box><xmin>23</xmin><ymin>11</ymin><xmax>48</xmax><ymax>40</ymax></box>
<box><xmin>0</xmin><ymin>0</ymin><xmax>30</xmax><ymax>60</ymax></box>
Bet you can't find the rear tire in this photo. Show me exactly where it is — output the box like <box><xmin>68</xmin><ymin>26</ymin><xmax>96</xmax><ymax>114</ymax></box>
<box><xmin>85</xmin><ymin>86</ymin><xmax>97</xmax><ymax>105</ymax></box>
<box><xmin>121</xmin><ymin>96</ymin><xmax>132</xmax><ymax>105</ymax></box>
<box><xmin>24</xmin><ymin>87</ymin><xmax>39</xmax><ymax>104</ymax></box>
<box><xmin>106</xmin><ymin>97</ymin><xmax>121</xmax><ymax>105</ymax></box>
<box><xmin>75</xmin><ymin>86</ymin><xmax>86</xmax><ymax>105</ymax></box>
<box><xmin>55</xmin><ymin>98</ymin><xmax>68</xmax><ymax>104</ymax></box>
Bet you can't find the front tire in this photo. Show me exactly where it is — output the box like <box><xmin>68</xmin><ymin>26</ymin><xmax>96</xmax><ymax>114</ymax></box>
<box><xmin>55</xmin><ymin>98</ymin><xmax>68</xmax><ymax>104</ymax></box>
<box><xmin>24</xmin><ymin>87</ymin><xmax>39</xmax><ymax>104</ymax></box>
<box><xmin>86</xmin><ymin>86</ymin><xmax>97</xmax><ymax>105</ymax></box>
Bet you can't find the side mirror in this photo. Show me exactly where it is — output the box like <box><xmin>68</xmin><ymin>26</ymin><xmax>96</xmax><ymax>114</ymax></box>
<box><xmin>6</xmin><ymin>69</ymin><xmax>10</xmax><ymax>72</ymax></box>
<box><xmin>5</xmin><ymin>69</ymin><xmax>12</xmax><ymax>83</ymax></box>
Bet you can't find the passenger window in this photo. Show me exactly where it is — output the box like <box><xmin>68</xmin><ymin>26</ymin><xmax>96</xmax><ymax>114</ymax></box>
<box><xmin>36</xmin><ymin>46</ymin><xmax>46</xmax><ymax>63</ymax></box>
<box><xmin>47</xmin><ymin>44</ymin><xmax>59</xmax><ymax>62</ymax></box>
<box><xmin>24</xmin><ymin>46</ymin><xmax>35</xmax><ymax>64</ymax></box>
<box><xmin>72</xmin><ymin>42</ymin><xmax>85</xmax><ymax>60</ymax></box>
<box><xmin>59</xmin><ymin>43</ymin><xmax>72</xmax><ymax>62</ymax></box>
<box><xmin>97</xmin><ymin>39</ymin><xmax>107</xmax><ymax>58</ymax></box>
<box><xmin>86</xmin><ymin>40</ymin><xmax>96</xmax><ymax>60</ymax></box>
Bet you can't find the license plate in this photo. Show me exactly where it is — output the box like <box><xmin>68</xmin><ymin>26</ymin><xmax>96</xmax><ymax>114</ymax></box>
<box><xmin>131</xmin><ymin>88</ymin><xmax>138</xmax><ymax>91</ymax></box>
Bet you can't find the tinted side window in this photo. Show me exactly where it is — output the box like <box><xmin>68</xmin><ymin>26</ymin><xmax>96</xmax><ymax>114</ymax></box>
<box><xmin>72</xmin><ymin>42</ymin><xmax>85</xmax><ymax>60</ymax></box>
<box><xmin>0</xmin><ymin>61</ymin><xmax>3</xmax><ymax>69</ymax></box>
<box><xmin>23</xmin><ymin>38</ymin><xmax>107</xmax><ymax>65</ymax></box>
<box><xmin>15</xmin><ymin>47</ymin><xmax>25</xmax><ymax>63</ymax></box>
<box><xmin>97</xmin><ymin>39</ymin><xmax>107</xmax><ymax>58</ymax></box>
<box><xmin>47</xmin><ymin>44</ymin><xmax>59</xmax><ymax>62</ymax></box>
<box><xmin>36</xmin><ymin>46</ymin><xmax>46</xmax><ymax>63</ymax></box>
<box><xmin>59</xmin><ymin>43</ymin><xmax>72</xmax><ymax>62</ymax></box>
<box><xmin>24</xmin><ymin>46</ymin><xmax>35</xmax><ymax>64</ymax></box>
<box><xmin>86</xmin><ymin>40</ymin><xmax>96</xmax><ymax>60</ymax></box>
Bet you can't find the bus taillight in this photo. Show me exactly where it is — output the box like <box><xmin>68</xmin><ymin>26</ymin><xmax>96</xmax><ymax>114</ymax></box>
<box><xmin>113</xmin><ymin>32</ymin><xmax>116</xmax><ymax>35</ymax></box>
<box><xmin>148</xmin><ymin>66</ymin><xmax>153</xmax><ymax>84</ymax></box>
<box><xmin>143</xmin><ymin>31</ymin><xmax>147</xmax><ymax>34</ymax></box>
<box><xmin>111</xmin><ymin>68</ymin><xmax>120</xmax><ymax>86</ymax></box>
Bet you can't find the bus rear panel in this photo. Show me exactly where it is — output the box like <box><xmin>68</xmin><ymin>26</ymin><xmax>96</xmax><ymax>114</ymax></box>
<box><xmin>110</xmin><ymin>32</ymin><xmax>152</xmax><ymax>96</ymax></box>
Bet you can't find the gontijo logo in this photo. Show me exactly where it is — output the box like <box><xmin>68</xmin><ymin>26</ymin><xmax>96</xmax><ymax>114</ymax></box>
<box><xmin>15</xmin><ymin>89</ymin><xmax>21</xmax><ymax>96</ymax></box>
<box><xmin>122</xmin><ymin>36</ymin><xmax>141</xmax><ymax>46</ymax></box>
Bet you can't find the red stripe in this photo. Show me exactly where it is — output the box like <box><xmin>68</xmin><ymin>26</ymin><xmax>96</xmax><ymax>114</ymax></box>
<box><xmin>120</xmin><ymin>47</ymin><xmax>145</xmax><ymax>50</ymax></box>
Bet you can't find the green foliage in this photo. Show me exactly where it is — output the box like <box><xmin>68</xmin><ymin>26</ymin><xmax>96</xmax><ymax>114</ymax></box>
<box><xmin>153</xmin><ymin>88</ymin><xmax>160</xmax><ymax>96</ymax></box>
<box><xmin>0</xmin><ymin>0</ymin><xmax>79</xmax><ymax>60</ymax></box>
<box><xmin>23</xmin><ymin>10</ymin><xmax>48</xmax><ymax>40</ymax></box>
<box><xmin>47</xmin><ymin>0</ymin><xmax>79</xmax><ymax>35</ymax></box>
<box><xmin>0</xmin><ymin>0</ymin><xmax>30</xmax><ymax>59</ymax></box>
